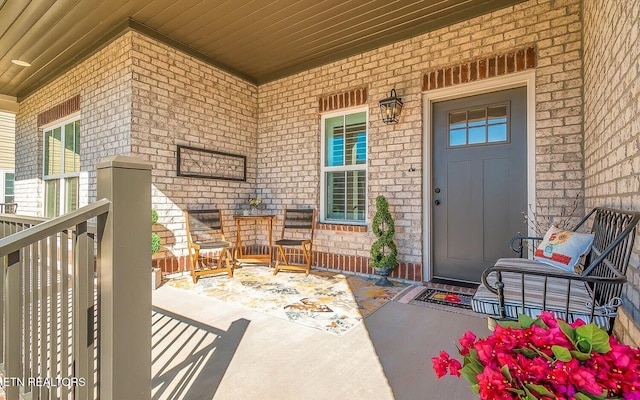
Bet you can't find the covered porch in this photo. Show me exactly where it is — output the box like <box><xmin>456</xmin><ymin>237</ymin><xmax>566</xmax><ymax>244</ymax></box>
<box><xmin>1</xmin><ymin>0</ymin><xmax>640</xmax><ymax>398</ymax></box>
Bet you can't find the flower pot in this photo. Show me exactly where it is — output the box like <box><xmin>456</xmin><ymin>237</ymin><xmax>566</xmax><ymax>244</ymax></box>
<box><xmin>374</xmin><ymin>268</ymin><xmax>394</xmax><ymax>286</ymax></box>
<box><xmin>152</xmin><ymin>267</ymin><xmax>162</xmax><ymax>290</ymax></box>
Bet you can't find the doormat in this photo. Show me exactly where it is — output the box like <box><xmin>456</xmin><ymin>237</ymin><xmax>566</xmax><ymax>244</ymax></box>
<box><xmin>414</xmin><ymin>288</ymin><xmax>473</xmax><ymax>310</ymax></box>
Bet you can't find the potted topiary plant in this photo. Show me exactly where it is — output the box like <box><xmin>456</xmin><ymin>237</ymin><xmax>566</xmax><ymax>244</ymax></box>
<box><xmin>370</xmin><ymin>195</ymin><xmax>398</xmax><ymax>286</ymax></box>
<box><xmin>151</xmin><ymin>209</ymin><xmax>162</xmax><ymax>290</ymax></box>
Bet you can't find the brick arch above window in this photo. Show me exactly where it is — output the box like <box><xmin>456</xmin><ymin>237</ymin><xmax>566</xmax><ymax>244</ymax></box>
<box><xmin>422</xmin><ymin>46</ymin><xmax>536</xmax><ymax>92</ymax></box>
<box><xmin>318</xmin><ymin>87</ymin><xmax>368</xmax><ymax>113</ymax></box>
<box><xmin>37</xmin><ymin>95</ymin><xmax>80</xmax><ymax>127</ymax></box>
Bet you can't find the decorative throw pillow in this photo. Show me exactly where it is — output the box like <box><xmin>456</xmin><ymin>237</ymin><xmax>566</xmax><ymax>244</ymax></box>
<box><xmin>533</xmin><ymin>226</ymin><xmax>595</xmax><ymax>272</ymax></box>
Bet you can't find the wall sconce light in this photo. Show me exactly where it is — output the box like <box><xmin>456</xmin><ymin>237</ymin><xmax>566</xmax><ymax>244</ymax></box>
<box><xmin>379</xmin><ymin>88</ymin><xmax>403</xmax><ymax>124</ymax></box>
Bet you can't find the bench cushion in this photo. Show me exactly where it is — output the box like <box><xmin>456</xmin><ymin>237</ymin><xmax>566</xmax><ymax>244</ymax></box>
<box><xmin>471</xmin><ymin>258</ymin><xmax>610</xmax><ymax>330</ymax></box>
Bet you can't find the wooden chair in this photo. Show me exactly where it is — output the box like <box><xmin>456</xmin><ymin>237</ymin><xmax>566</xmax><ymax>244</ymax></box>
<box><xmin>273</xmin><ymin>208</ymin><xmax>315</xmax><ymax>276</ymax></box>
<box><xmin>184</xmin><ymin>209</ymin><xmax>234</xmax><ymax>283</ymax></box>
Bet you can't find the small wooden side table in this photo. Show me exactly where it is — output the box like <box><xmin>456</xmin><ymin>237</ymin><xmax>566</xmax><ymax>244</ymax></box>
<box><xmin>233</xmin><ymin>214</ymin><xmax>276</xmax><ymax>267</ymax></box>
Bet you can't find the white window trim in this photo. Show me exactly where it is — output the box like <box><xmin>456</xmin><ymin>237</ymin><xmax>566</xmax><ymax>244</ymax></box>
<box><xmin>0</xmin><ymin>169</ymin><xmax>14</xmax><ymax>203</ymax></box>
<box><xmin>320</xmin><ymin>106</ymin><xmax>369</xmax><ymax>225</ymax></box>
<box><xmin>42</xmin><ymin>114</ymin><xmax>81</xmax><ymax>217</ymax></box>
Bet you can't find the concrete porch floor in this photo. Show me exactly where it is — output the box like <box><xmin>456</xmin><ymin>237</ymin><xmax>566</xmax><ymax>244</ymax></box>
<box><xmin>151</xmin><ymin>282</ymin><xmax>490</xmax><ymax>400</ymax></box>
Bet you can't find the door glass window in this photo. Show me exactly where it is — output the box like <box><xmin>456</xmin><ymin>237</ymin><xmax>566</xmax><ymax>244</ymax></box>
<box><xmin>448</xmin><ymin>103</ymin><xmax>509</xmax><ymax>147</ymax></box>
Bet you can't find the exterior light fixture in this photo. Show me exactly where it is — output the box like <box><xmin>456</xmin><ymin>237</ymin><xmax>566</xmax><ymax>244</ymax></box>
<box><xmin>11</xmin><ymin>59</ymin><xmax>31</xmax><ymax>67</ymax></box>
<box><xmin>379</xmin><ymin>88</ymin><xmax>403</xmax><ymax>124</ymax></box>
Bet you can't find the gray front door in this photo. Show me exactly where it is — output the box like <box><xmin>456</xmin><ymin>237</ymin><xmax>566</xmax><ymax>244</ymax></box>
<box><xmin>432</xmin><ymin>87</ymin><xmax>527</xmax><ymax>283</ymax></box>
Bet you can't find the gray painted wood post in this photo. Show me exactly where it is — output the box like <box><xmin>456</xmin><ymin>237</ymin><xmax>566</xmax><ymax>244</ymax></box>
<box><xmin>97</xmin><ymin>156</ymin><xmax>152</xmax><ymax>400</ymax></box>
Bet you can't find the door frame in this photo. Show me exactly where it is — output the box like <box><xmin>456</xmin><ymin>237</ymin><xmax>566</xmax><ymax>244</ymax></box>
<box><xmin>422</xmin><ymin>70</ymin><xmax>536</xmax><ymax>282</ymax></box>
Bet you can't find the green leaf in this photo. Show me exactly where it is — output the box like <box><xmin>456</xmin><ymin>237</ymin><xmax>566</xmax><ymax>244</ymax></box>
<box><xmin>460</xmin><ymin>353</ymin><xmax>483</xmax><ymax>386</ymax></box>
<box><xmin>518</xmin><ymin>314</ymin><xmax>535</xmax><ymax>328</ymax></box>
<box><xmin>514</xmin><ymin>348</ymin><xmax>537</xmax><ymax>358</ymax></box>
<box><xmin>576</xmin><ymin>338</ymin><xmax>592</xmax><ymax>353</ymax></box>
<box><xmin>501</xmin><ymin>365</ymin><xmax>513</xmax><ymax>383</ymax></box>
<box><xmin>552</xmin><ymin>345</ymin><xmax>572</xmax><ymax>362</ymax></box>
<box><xmin>497</xmin><ymin>320</ymin><xmax>521</xmax><ymax>329</ymax></box>
<box><xmin>557</xmin><ymin>320</ymin><xmax>576</xmax><ymax>344</ymax></box>
<box><xmin>533</xmin><ymin>318</ymin><xmax>548</xmax><ymax>328</ymax></box>
<box><xmin>574</xmin><ymin>392</ymin><xmax>612</xmax><ymax>400</ymax></box>
<box><xmin>576</xmin><ymin>324</ymin><xmax>611</xmax><ymax>353</ymax></box>
<box><xmin>526</xmin><ymin>383</ymin><xmax>557</xmax><ymax>399</ymax></box>
<box><xmin>523</xmin><ymin>386</ymin><xmax>540</xmax><ymax>400</ymax></box>
<box><xmin>569</xmin><ymin>350</ymin><xmax>592</xmax><ymax>361</ymax></box>
<box><xmin>470</xmin><ymin>384</ymin><xmax>480</xmax><ymax>394</ymax></box>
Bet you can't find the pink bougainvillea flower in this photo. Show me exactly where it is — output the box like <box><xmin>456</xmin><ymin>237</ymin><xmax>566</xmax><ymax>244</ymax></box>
<box><xmin>570</xmin><ymin>368</ymin><xmax>603</xmax><ymax>395</ymax></box>
<box><xmin>476</xmin><ymin>368</ymin><xmax>514</xmax><ymax>399</ymax></box>
<box><xmin>432</xmin><ymin>313</ymin><xmax>640</xmax><ymax>400</ymax></box>
<box><xmin>431</xmin><ymin>351</ymin><xmax>451</xmax><ymax>378</ymax></box>
<box><xmin>448</xmin><ymin>358</ymin><xmax>462</xmax><ymax>377</ymax></box>
<box><xmin>458</xmin><ymin>331</ymin><xmax>477</xmax><ymax>355</ymax></box>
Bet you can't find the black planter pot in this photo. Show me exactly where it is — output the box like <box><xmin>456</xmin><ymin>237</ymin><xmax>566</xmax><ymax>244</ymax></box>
<box><xmin>374</xmin><ymin>268</ymin><xmax>394</xmax><ymax>286</ymax></box>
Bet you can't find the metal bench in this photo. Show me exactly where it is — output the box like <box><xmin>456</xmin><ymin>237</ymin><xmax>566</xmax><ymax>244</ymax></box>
<box><xmin>472</xmin><ymin>207</ymin><xmax>640</xmax><ymax>333</ymax></box>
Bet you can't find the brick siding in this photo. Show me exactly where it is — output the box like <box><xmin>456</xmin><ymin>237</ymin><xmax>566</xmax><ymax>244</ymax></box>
<box><xmin>582</xmin><ymin>0</ymin><xmax>640</xmax><ymax>345</ymax></box>
<box><xmin>422</xmin><ymin>46</ymin><xmax>536</xmax><ymax>91</ymax></box>
<box><xmin>37</xmin><ymin>95</ymin><xmax>80</xmax><ymax>127</ymax></box>
<box><xmin>13</xmin><ymin>0</ymin><xmax>590</xmax><ymax>288</ymax></box>
<box><xmin>128</xmin><ymin>32</ymin><xmax>259</xmax><ymax>262</ymax></box>
<box><xmin>15</xmin><ymin>33</ymin><xmax>134</xmax><ymax>216</ymax></box>
<box><xmin>258</xmin><ymin>0</ymin><xmax>584</xmax><ymax>278</ymax></box>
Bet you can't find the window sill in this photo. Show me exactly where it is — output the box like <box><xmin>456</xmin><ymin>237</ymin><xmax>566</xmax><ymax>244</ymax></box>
<box><xmin>316</xmin><ymin>223</ymin><xmax>367</xmax><ymax>232</ymax></box>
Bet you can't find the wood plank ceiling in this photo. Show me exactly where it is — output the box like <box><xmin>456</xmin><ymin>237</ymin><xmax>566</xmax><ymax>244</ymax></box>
<box><xmin>0</xmin><ymin>0</ymin><xmax>525</xmax><ymax>99</ymax></box>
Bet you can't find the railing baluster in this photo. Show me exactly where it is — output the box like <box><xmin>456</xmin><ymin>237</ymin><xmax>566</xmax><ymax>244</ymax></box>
<box><xmin>39</xmin><ymin>238</ymin><xmax>49</xmax><ymax>400</ymax></box>
<box><xmin>21</xmin><ymin>243</ymin><xmax>29</xmax><ymax>394</ymax></box>
<box><xmin>30</xmin><ymin>242</ymin><xmax>39</xmax><ymax>400</ymax></box>
<box><xmin>0</xmin><ymin>244</ymin><xmax>5</xmax><ymax>367</ymax></box>
<box><xmin>74</xmin><ymin>222</ymin><xmax>93</xmax><ymax>400</ymax></box>
<box><xmin>5</xmin><ymin>250</ymin><xmax>21</xmax><ymax>400</ymax></box>
<box><xmin>50</xmin><ymin>232</ymin><xmax>59</xmax><ymax>398</ymax></box>
<box><xmin>60</xmin><ymin>229</ymin><xmax>70</xmax><ymax>400</ymax></box>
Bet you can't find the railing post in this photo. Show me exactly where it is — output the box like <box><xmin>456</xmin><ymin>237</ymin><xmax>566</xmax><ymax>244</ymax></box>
<box><xmin>96</xmin><ymin>156</ymin><xmax>151</xmax><ymax>400</ymax></box>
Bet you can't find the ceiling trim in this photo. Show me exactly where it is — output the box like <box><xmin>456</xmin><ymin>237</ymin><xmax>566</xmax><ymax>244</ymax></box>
<box><xmin>0</xmin><ymin>94</ymin><xmax>19</xmax><ymax>114</ymax></box>
<box><xmin>126</xmin><ymin>19</ymin><xmax>255</xmax><ymax>84</ymax></box>
<box><xmin>16</xmin><ymin>0</ymin><xmax>527</xmax><ymax>99</ymax></box>
<box><xmin>256</xmin><ymin>0</ymin><xmax>529</xmax><ymax>84</ymax></box>
<box><xmin>18</xmin><ymin>18</ymin><xmax>255</xmax><ymax>101</ymax></box>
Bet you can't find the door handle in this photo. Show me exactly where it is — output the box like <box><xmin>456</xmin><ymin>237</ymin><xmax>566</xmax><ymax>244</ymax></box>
<box><xmin>434</xmin><ymin>200</ymin><xmax>441</xmax><ymax>205</ymax></box>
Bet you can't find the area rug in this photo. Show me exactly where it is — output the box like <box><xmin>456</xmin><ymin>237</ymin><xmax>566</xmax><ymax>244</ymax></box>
<box><xmin>165</xmin><ymin>266</ymin><xmax>412</xmax><ymax>335</ymax></box>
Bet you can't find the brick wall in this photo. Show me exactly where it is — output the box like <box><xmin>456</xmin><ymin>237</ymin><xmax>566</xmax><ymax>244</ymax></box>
<box><xmin>582</xmin><ymin>0</ymin><xmax>640</xmax><ymax>345</ymax></box>
<box><xmin>129</xmin><ymin>32</ymin><xmax>259</xmax><ymax>266</ymax></box>
<box><xmin>14</xmin><ymin>33</ymin><xmax>134</xmax><ymax>216</ymax></box>
<box><xmin>258</xmin><ymin>0</ymin><xmax>584</xmax><ymax>280</ymax></box>
<box><xmin>13</xmin><ymin>0</ymin><xmax>588</xmax><ymax>284</ymax></box>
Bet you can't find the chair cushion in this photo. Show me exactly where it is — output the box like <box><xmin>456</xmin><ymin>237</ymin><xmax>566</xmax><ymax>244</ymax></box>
<box><xmin>533</xmin><ymin>226</ymin><xmax>594</xmax><ymax>272</ymax></box>
<box><xmin>276</xmin><ymin>239</ymin><xmax>305</xmax><ymax>246</ymax></box>
<box><xmin>471</xmin><ymin>258</ymin><xmax>610</xmax><ymax>330</ymax></box>
<box><xmin>195</xmin><ymin>240</ymin><xmax>231</xmax><ymax>250</ymax></box>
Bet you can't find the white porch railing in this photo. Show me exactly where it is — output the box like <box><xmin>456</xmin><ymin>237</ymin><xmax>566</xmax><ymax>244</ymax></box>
<box><xmin>0</xmin><ymin>156</ymin><xmax>152</xmax><ymax>400</ymax></box>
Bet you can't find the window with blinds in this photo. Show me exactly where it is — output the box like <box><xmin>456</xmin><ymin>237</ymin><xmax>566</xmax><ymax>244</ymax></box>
<box><xmin>4</xmin><ymin>172</ymin><xmax>14</xmax><ymax>203</ymax></box>
<box><xmin>43</xmin><ymin>117</ymin><xmax>80</xmax><ymax>217</ymax></box>
<box><xmin>321</xmin><ymin>109</ymin><xmax>367</xmax><ymax>224</ymax></box>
